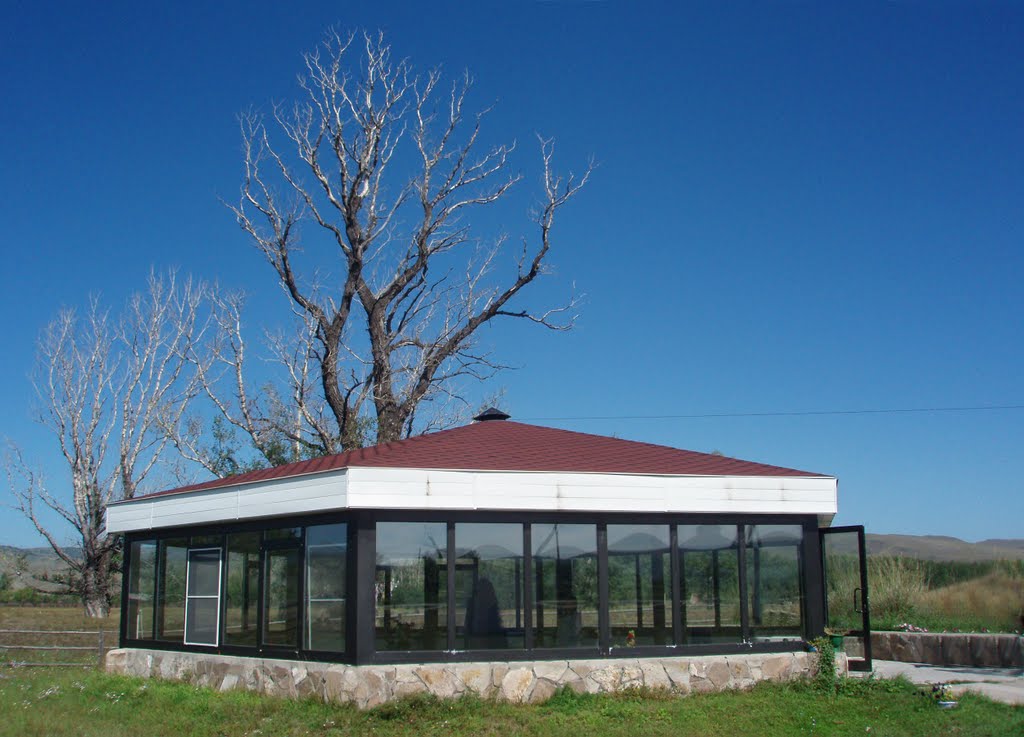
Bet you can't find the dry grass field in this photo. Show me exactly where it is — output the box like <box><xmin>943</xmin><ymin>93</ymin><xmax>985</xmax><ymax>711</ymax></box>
<box><xmin>0</xmin><ymin>607</ymin><xmax>118</xmax><ymax>667</ymax></box>
<box><xmin>866</xmin><ymin>557</ymin><xmax>1024</xmax><ymax>632</ymax></box>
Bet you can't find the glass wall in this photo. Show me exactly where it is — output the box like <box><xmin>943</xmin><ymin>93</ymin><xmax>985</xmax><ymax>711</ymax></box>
<box><xmin>155</xmin><ymin>538</ymin><xmax>188</xmax><ymax>643</ymax></box>
<box><xmin>678</xmin><ymin>525</ymin><xmax>743</xmax><ymax>643</ymax></box>
<box><xmin>375</xmin><ymin>522</ymin><xmax>448</xmax><ymax>651</ymax></box>
<box><xmin>306</xmin><ymin>523</ymin><xmax>347</xmax><ymax>652</ymax></box>
<box><xmin>455</xmin><ymin>523</ymin><xmax>525</xmax><ymax>650</ymax></box>
<box><xmin>224</xmin><ymin>532</ymin><xmax>261</xmax><ymax>647</ymax></box>
<box><xmin>123</xmin><ymin>514</ymin><xmax>811</xmax><ymax>661</ymax></box>
<box><xmin>127</xmin><ymin>522</ymin><xmax>348</xmax><ymax>653</ymax></box>
<box><xmin>607</xmin><ymin>525</ymin><xmax>671</xmax><ymax>647</ymax></box>
<box><xmin>746</xmin><ymin>525</ymin><xmax>804</xmax><ymax>642</ymax></box>
<box><xmin>126</xmin><ymin>540</ymin><xmax>156</xmax><ymax>640</ymax></box>
<box><xmin>531</xmin><ymin>524</ymin><xmax>599</xmax><ymax>649</ymax></box>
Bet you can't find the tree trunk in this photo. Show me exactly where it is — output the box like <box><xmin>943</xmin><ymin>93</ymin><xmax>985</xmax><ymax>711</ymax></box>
<box><xmin>375</xmin><ymin>402</ymin><xmax>406</xmax><ymax>444</ymax></box>
<box><xmin>80</xmin><ymin>555</ymin><xmax>111</xmax><ymax>619</ymax></box>
<box><xmin>83</xmin><ymin>593</ymin><xmax>110</xmax><ymax>619</ymax></box>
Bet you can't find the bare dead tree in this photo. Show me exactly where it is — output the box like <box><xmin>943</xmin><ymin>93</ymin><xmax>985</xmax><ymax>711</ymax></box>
<box><xmin>197</xmin><ymin>30</ymin><xmax>590</xmax><ymax>460</ymax></box>
<box><xmin>171</xmin><ymin>289</ymin><xmax>364</xmax><ymax>475</ymax></box>
<box><xmin>4</xmin><ymin>273</ymin><xmax>215</xmax><ymax>617</ymax></box>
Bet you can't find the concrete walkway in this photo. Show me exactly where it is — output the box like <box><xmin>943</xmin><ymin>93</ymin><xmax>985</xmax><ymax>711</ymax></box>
<box><xmin>866</xmin><ymin>660</ymin><xmax>1024</xmax><ymax>705</ymax></box>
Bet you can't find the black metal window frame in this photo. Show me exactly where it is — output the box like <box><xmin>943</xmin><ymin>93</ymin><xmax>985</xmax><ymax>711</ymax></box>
<box><xmin>119</xmin><ymin>509</ymin><xmax>825</xmax><ymax>665</ymax></box>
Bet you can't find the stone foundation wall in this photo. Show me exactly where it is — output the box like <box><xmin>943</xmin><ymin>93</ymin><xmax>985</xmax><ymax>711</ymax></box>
<box><xmin>106</xmin><ymin>648</ymin><xmax>841</xmax><ymax>709</ymax></box>
<box><xmin>871</xmin><ymin>632</ymin><xmax>1023</xmax><ymax>667</ymax></box>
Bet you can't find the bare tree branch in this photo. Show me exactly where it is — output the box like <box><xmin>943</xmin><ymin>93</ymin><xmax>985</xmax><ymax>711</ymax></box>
<box><xmin>5</xmin><ymin>272</ymin><xmax>216</xmax><ymax>617</ymax></box>
<box><xmin>197</xmin><ymin>28</ymin><xmax>590</xmax><ymax>457</ymax></box>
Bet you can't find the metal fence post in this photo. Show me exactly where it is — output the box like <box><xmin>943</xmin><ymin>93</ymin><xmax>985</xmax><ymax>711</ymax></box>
<box><xmin>98</xmin><ymin>630</ymin><xmax>106</xmax><ymax>669</ymax></box>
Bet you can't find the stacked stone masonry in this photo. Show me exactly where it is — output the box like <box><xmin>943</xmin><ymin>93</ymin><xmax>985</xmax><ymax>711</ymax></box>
<box><xmin>106</xmin><ymin>649</ymin><xmax>845</xmax><ymax>710</ymax></box>
<box><xmin>870</xmin><ymin>632</ymin><xmax>1023</xmax><ymax>668</ymax></box>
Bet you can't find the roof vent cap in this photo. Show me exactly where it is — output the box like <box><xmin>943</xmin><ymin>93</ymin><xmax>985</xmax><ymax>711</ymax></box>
<box><xmin>473</xmin><ymin>407</ymin><xmax>511</xmax><ymax>422</ymax></box>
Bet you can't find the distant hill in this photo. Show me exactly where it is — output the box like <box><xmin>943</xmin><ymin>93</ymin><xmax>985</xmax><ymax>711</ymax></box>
<box><xmin>864</xmin><ymin>534</ymin><xmax>1024</xmax><ymax>562</ymax></box>
<box><xmin>977</xmin><ymin>538</ymin><xmax>1024</xmax><ymax>552</ymax></box>
<box><xmin>0</xmin><ymin>544</ymin><xmax>79</xmax><ymax>592</ymax></box>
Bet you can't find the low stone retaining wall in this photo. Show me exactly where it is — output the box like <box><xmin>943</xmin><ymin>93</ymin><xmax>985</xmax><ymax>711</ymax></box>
<box><xmin>106</xmin><ymin>648</ymin><xmax>841</xmax><ymax>709</ymax></box>
<box><xmin>871</xmin><ymin>632</ymin><xmax>1023</xmax><ymax>667</ymax></box>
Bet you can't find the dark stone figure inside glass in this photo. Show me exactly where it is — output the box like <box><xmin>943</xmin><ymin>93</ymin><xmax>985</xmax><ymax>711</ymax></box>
<box><xmin>532</xmin><ymin>524</ymin><xmax>598</xmax><ymax>649</ymax></box>
<box><xmin>463</xmin><ymin>577</ymin><xmax>506</xmax><ymax>649</ymax></box>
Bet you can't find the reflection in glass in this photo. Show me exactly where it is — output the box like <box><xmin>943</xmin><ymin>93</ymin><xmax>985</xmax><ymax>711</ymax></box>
<box><xmin>678</xmin><ymin>525</ymin><xmax>742</xmax><ymax>643</ymax></box>
<box><xmin>266</xmin><ymin>527</ymin><xmax>302</xmax><ymax>543</ymax></box>
<box><xmin>190</xmin><ymin>534</ymin><xmax>222</xmax><ymax>548</ymax></box>
<box><xmin>375</xmin><ymin>522</ymin><xmax>448</xmax><ymax>651</ymax></box>
<box><xmin>155</xmin><ymin>538</ymin><xmax>188</xmax><ymax>643</ymax></box>
<box><xmin>455</xmin><ymin>523</ymin><xmax>524</xmax><ymax>650</ymax></box>
<box><xmin>306</xmin><ymin>523</ymin><xmax>347</xmax><ymax>652</ymax></box>
<box><xmin>746</xmin><ymin>525</ymin><xmax>804</xmax><ymax>641</ymax></box>
<box><xmin>126</xmin><ymin>540</ymin><xmax>156</xmax><ymax>640</ymax></box>
<box><xmin>822</xmin><ymin>532</ymin><xmax>862</xmax><ymax>634</ymax></box>
<box><xmin>264</xmin><ymin>547</ymin><xmax>301</xmax><ymax>647</ymax></box>
<box><xmin>532</xmin><ymin>524</ymin><xmax>598</xmax><ymax>649</ymax></box>
<box><xmin>607</xmin><ymin>525</ymin><xmax>670</xmax><ymax>647</ymax></box>
<box><xmin>184</xmin><ymin>548</ymin><xmax>221</xmax><ymax>646</ymax></box>
<box><xmin>225</xmin><ymin>532</ymin><xmax>261</xmax><ymax>647</ymax></box>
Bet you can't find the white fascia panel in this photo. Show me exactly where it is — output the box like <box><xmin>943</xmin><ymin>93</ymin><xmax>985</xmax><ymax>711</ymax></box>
<box><xmin>105</xmin><ymin>469</ymin><xmax>349</xmax><ymax>534</ymax></box>
<box><xmin>346</xmin><ymin>467</ymin><xmax>838</xmax><ymax>516</ymax></box>
<box><xmin>106</xmin><ymin>466</ymin><xmax>838</xmax><ymax>534</ymax></box>
<box><xmin>106</xmin><ymin>500</ymin><xmax>155</xmax><ymax>533</ymax></box>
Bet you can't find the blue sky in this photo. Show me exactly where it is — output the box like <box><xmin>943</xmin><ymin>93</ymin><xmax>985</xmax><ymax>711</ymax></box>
<box><xmin>1</xmin><ymin>2</ymin><xmax>1021</xmax><ymax>548</ymax></box>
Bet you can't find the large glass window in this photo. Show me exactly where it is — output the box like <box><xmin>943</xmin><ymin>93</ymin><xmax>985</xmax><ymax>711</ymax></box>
<box><xmin>607</xmin><ymin>525</ymin><xmax>671</xmax><ymax>647</ymax></box>
<box><xmin>678</xmin><ymin>525</ymin><xmax>742</xmax><ymax>643</ymax></box>
<box><xmin>224</xmin><ymin>532</ymin><xmax>261</xmax><ymax>647</ymax></box>
<box><xmin>531</xmin><ymin>524</ymin><xmax>598</xmax><ymax>649</ymax></box>
<box><xmin>126</xmin><ymin>540</ymin><xmax>156</xmax><ymax>640</ymax></box>
<box><xmin>184</xmin><ymin>548</ymin><xmax>222</xmax><ymax>647</ymax></box>
<box><xmin>746</xmin><ymin>525</ymin><xmax>804</xmax><ymax>641</ymax></box>
<box><xmin>155</xmin><ymin>538</ymin><xmax>188</xmax><ymax>643</ymax></box>
<box><xmin>264</xmin><ymin>547</ymin><xmax>302</xmax><ymax>648</ymax></box>
<box><xmin>455</xmin><ymin>523</ymin><xmax>525</xmax><ymax>650</ymax></box>
<box><xmin>375</xmin><ymin>522</ymin><xmax>448</xmax><ymax>651</ymax></box>
<box><xmin>306</xmin><ymin>523</ymin><xmax>347</xmax><ymax>652</ymax></box>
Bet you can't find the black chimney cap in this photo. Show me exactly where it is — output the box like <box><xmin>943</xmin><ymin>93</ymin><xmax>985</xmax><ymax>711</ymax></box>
<box><xmin>473</xmin><ymin>407</ymin><xmax>511</xmax><ymax>422</ymax></box>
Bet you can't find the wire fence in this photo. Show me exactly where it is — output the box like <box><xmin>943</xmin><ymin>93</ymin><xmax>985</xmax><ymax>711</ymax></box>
<box><xmin>0</xmin><ymin>628</ymin><xmax>113</xmax><ymax>668</ymax></box>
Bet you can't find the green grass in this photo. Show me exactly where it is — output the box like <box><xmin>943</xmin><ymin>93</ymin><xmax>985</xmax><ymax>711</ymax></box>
<box><xmin>0</xmin><ymin>668</ymin><xmax>1019</xmax><ymax>737</ymax></box>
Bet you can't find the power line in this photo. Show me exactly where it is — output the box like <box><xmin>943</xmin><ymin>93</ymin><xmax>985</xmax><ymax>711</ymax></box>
<box><xmin>520</xmin><ymin>404</ymin><xmax>1024</xmax><ymax>422</ymax></box>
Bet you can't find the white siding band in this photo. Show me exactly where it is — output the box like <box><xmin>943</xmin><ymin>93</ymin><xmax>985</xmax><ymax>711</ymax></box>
<box><xmin>105</xmin><ymin>467</ymin><xmax>838</xmax><ymax>534</ymax></box>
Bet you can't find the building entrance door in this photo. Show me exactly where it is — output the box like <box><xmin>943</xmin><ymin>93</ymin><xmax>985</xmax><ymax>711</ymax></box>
<box><xmin>820</xmin><ymin>525</ymin><xmax>872</xmax><ymax>671</ymax></box>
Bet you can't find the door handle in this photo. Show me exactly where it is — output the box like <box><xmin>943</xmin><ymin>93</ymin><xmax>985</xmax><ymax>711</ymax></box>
<box><xmin>853</xmin><ymin>587</ymin><xmax>862</xmax><ymax>614</ymax></box>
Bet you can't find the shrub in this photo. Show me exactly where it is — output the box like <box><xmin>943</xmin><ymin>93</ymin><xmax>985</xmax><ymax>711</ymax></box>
<box><xmin>867</xmin><ymin>556</ymin><xmax>927</xmax><ymax>623</ymax></box>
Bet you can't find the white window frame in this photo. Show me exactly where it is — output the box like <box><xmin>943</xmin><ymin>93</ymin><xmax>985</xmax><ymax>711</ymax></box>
<box><xmin>184</xmin><ymin>547</ymin><xmax>222</xmax><ymax>647</ymax></box>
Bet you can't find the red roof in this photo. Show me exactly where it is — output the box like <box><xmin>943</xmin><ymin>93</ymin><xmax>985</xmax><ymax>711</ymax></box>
<box><xmin>125</xmin><ymin>420</ymin><xmax>827</xmax><ymax>502</ymax></box>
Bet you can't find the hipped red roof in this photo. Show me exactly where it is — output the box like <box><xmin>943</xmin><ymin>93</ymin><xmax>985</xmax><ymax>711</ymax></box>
<box><xmin>126</xmin><ymin>420</ymin><xmax>827</xmax><ymax>502</ymax></box>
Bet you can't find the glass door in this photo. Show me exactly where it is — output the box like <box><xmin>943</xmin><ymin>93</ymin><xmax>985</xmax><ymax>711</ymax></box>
<box><xmin>263</xmin><ymin>547</ymin><xmax>302</xmax><ymax>648</ymax></box>
<box><xmin>184</xmin><ymin>548</ymin><xmax>222</xmax><ymax>647</ymax></box>
<box><xmin>820</xmin><ymin>525</ymin><xmax>871</xmax><ymax>671</ymax></box>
